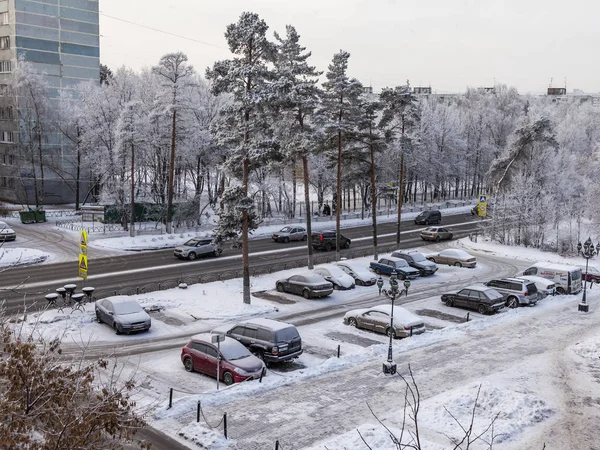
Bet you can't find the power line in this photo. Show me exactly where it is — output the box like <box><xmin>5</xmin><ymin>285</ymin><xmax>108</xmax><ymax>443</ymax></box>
<box><xmin>99</xmin><ymin>13</ymin><xmax>227</xmax><ymax>50</ymax></box>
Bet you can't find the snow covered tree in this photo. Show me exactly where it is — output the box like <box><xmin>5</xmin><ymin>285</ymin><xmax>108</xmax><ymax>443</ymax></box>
<box><xmin>319</xmin><ymin>50</ymin><xmax>363</xmax><ymax>261</ymax></box>
<box><xmin>272</xmin><ymin>25</ymin><xmax>322</xmax><ymax>268</ymax></box>
<box><xmin>206</xmin><ymin>11</ymin><xmax>278</xmax><ymax>304</ymax></box>
<box><xmin>152</xmin><ymin>52</ymin><xmax>194</xmax><ymax>234</ymax></box>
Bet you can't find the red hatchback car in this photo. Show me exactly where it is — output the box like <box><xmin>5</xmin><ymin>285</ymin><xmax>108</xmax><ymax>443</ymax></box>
<box><xmin>181</xmin><ymin>333</ymin><xmax>265</xmax><ymax>385</ymax></box>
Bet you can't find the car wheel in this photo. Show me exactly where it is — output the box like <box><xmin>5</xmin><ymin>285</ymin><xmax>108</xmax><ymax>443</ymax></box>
<box><xmin>302</xmin><ymin>235</ymin><xmax>307</xmax><ymax>241</ymax></box>
<box><xmin>556</xmin><ymin>287</ymin><xmax>566</xmax><ymax>295</ymax></box>
<box><xmin>276</xmin><ymin>283</ymin><xmax>285</xmax><ymax>293</ymax></box>
<box><xmin>454</xmin><ymin>262</ymin><xmax>462</xmax><ymax>267</ymax></box>
<box><xmin>435</xmin><ymin>235</ymin><xmax>441</xmax><ymax>242</ymax></box>
<box><xmin>183</xmin><ymin>358</ymin><xmax>194</xmax><ymax>372</ymax></box>
<box><xmin>507</xmin><ymin>297</ymin><xmax>519</xmax><ymax>308</ymax></box>
<box><xmin>213</xmin><ymin>249</ymin><xmax>221</xmax><ymax>257</ymax></box>
<box><xmin>303</xmin><ymin>289</ymin><xmax>311</xmax><ymax>299</ymax></box>
<box><xmin>325</xmin><ymin>243</ymin><xmax>333</xmax><ymax>252</ymax></box>
<box><xmin>477</xmin><ymin>304</ymin><xmax>487</xmax><ymax>314</ymax></box>
<box><xmin>283</xmin><ymin>237</ymin><xmax>290</xmax><ymax>243</ymax></box>
<box><xmin>222</xmin><ymin>371</ymin><xmax>235</xmax><ymax>386</ymax></box>
<box><xmin>344</xmin><ymin>240</ymin><xmax>351</xmax><ymax>249</ymax></box>
<box><xmin>348</xmin><ymin>317</ymin><xmax>358</xmax><ymax>327</ymax></box>
<box><xmin>375</xmin><ymin>268</ymin><xmax>382</xmax><ymax>275</ymax></box>
<box><xmin>187</xmin><ymin>252</ymin><xmax>197</xmax><ymax>261</ymax></box>
<box><xmin>333</xmin><ymin>284</ymin><xmax>340</xmax><ymax>290</ymax></box>
<box><xmin>96</xmin><ymin>311</ymin><xmax>102</xmax><ymax>323</ymax></box>
<box><xmin>113</xmin><ymin>322</ymin><xmax>121</xmax><ymax>335</ymax></box>
<box><xmin>445</xmin><ymin>299</ymin><xmax>454</xmax><ymax>307</ymax></box>
<box><xmin>448</xmin><ymin>234</ymin><xmax>453</xmax><ymax>240</ymax></box>
<box><xmin>386</xmin><ymin>327</ymin><xmax>397</xmax><ymax>339</ymax></box>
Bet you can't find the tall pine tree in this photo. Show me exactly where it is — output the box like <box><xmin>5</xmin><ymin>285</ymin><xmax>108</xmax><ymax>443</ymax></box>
<box><xmin>206</xmin><ymin>12</ymin><xmax>277</xmax><ymax>304</ymax></box>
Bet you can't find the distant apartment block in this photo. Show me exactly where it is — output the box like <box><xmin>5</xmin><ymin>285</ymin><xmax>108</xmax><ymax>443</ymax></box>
<box><xmin>0</xmin><ymin>0</ymin><xmax>100</xmax><ymax>204</ymax></box>
<box><xmin>413</xmin><ymin>86</ymin><xmax>431</xmax><ymax>95</ymax></box>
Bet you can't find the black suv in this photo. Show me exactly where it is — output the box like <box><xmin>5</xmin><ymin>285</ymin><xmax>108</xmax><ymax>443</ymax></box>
<box><xmin>224</xmin><ymin>318</ymin><xmax>303</xmax><ymax>363</ymax></box>
<box><xmin>391</xmin><ymin>250</ymin><xmax>438</xmax><ymax>276</ymax></box>
<box><xmin>414</xmin><ymin>210</ymin><xmax>442</xmax><ymax>225</ymax></box>
<box><xmin>311</xmin><ymin>230</ymin><xmax>351</xmax><ymax>251</ymax></box>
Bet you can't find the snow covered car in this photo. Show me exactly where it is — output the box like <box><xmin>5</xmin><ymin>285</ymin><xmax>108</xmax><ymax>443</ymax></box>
<box><xmin>426</xmin><ymin>249</ymin><xmax>476</xmax><ymax>268</ymax></box>
<box><xmin>95</xmin><ymin>298</ymin><xmax>151</xmax><ymax>334</ymax></box>
<box><xmin>344</xmin><ymin>305</ymin><xmax>425</xmax><ymax>338</ymax></box>
<box><xmin>174</xmin><ymin>237</ymin><xmax>222</xmax><ymax>260</ymax></box>
<box><xmin>0</xmin><ymin>220</ymin><xmax>16</xmax><ymax>241</ymax></box>
<box><xmin>275</xmin><ymin>272</ymin><xmax>334</xmax><ymax>299</ymax></box>
<box><xmin>335</xmin><ymin>260</ymin><xmax>377</xmax><ymax>286</ymax></box>
<box><xmin>313</xmin><ymin>264</ymin><xmax>356</xmax><ymax>290</ymax></box>
<box><xmin>271</xmin><ymin>226</ymin><xmax>307</xmax><ymax>243</ymax></box>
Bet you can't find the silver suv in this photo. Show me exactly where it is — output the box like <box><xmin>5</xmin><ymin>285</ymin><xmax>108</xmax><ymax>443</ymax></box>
<box><xmin>174</xmin><ymin>237</ymin><xmax>222</xmax><ymax>261</ymax></box>
<box><xmin>483</xmin><ymin>277</ymin><xmax>539</xmax><ymax>308</ymax></box>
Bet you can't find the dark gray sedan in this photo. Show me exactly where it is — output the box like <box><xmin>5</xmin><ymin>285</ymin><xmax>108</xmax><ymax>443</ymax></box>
<box><xmin>95</xmin><ymin>298</ymin><xmax>151</xmax><ymax>334</ymax></box>
<box><xmin>275</xmin><ymin>272</ymin><xmax>333</xmax><ymax>299</ymax></box>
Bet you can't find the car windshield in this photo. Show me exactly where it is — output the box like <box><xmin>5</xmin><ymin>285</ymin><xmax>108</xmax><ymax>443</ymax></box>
<box><xmin>394</xmin><ymin>259</ymin><xmax>409</xmax><ymax>267</ymax></box>
<box><xmin>571</xmin><ymin>270</ymin><xmax>581</xmax><ymax>281</ymax></box>
<box><xmin>184</xmin><ymin>238</ymin><xmax>201</xmax><ymax>246</ymax></box>
<box><xmin>113</xmin><ymin>301</ymin><xmax>143</xmax><ymax>315</ymax></box>
<box><xmin>220</xmin><ymin>340</ymin><xmax>251</xmax><ymax>360</ymax></box>
<box><xmin>410</xmin><ymin>253</ymin><xmax>426</xmax><ymax>262</ymax></box>
<box><xmin>485</xmin><ymin>289</ymin><xmax>503</xmax><ymax>300</ymax></box>
<box><xmin>279</xmin><ymin>227</ymin><xmax>292</xmax><ymax>233</ymax></box>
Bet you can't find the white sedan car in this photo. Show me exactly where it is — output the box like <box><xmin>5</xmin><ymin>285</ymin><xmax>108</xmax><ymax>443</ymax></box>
<box><xmin>0</xmin><ymin>220</ymin><xmax>16</xmax><ymax>241</ymax></box>
<box><xmin>313</xmin><ymin>264</ymin><xmax>356</xmax><ymax>290</ymax></box>
<box><xmin>335</xmin><ymin>260</ymin><xmax>377</xmax><ymax>286</ymax></box>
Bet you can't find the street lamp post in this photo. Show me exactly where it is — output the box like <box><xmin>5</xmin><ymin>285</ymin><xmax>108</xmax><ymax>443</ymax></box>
<box><xmin>577</xmin><ymin>237</ymin><xmax>600</xmax><ymax>313</ymax></box>
<box><xmin>377</xmin><ymin>270</ymin><xmax>411</xmax><ymax>375</ymax></box>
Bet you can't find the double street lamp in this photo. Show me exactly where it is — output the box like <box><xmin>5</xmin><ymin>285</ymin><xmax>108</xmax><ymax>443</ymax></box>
<box><xmin>377</xmin><ymin>270</ymin><xmax>411</xmax><ymax>375</ymax></box>
<box><xmin>577</xmin><ymin>237</ymin><xmax>600</xmax><ymax>312</ymax></box>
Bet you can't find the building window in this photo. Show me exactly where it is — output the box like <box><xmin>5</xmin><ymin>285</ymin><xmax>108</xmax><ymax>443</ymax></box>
<box><xmin>0</xmin><ymin>12</ymin><xmax>7</xmax><ymax>26</ymax></box>
<box><xmin>0</xmin><ymin>131</ymin><xmax>13</xmax><ymax>142</ymax></box>
<box><xmin>0</xmin><ymin>60</ymin><xmax>10</xmax><ymax>73</ymax></box>
<box><xmin>0</xmin><ymin>36</ymin><xmax>9</xmax><ymax>49</ymax></box>
<box><xmin>0</xmin><ymin>106</ymin><xmax>12</xmax><ymax>119</ymax></box>
<box><xmin>0</xmin><ymin>84</ymin><xmax>6</xmax><ymax>96</ymax></box>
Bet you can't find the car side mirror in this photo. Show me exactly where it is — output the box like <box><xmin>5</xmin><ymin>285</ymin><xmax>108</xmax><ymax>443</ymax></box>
<box><xmin>108</xmin><ymin>311</ymin><xmax>114</xmax><ymax>316</ymax></box>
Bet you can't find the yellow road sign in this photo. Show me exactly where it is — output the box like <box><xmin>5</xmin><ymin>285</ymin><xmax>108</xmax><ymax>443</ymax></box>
<box><xmin>79</xmin><ymin>245</ymin><xmax>87</xmax><ymax>255</ymax></box>
<box><xmin>78</xmin><ymin>269</ymin><xmax>88</xmax><ymax>280</ymax></box>
<box><xmin>80</xmin><ymin>230</ymin><xmax>88</xmax><ymax>246</ymax></box>
<box><xmin>79</xmin><ymin>254</ymin><xmax>88</xmax><ymax>271</ymax></box>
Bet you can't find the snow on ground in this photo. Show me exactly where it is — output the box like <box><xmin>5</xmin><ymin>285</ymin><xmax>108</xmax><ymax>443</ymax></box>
<box><xmin>0</xmin><ymin>247</ymin><xmax>49</xmax><ymax>267</ymax></box>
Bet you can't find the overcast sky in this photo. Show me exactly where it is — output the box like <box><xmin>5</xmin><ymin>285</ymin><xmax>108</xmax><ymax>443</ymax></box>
<box><xmin>98</xmin><ymin>0</ymin><xmax>599</xmax><ymax>95</ymax></box>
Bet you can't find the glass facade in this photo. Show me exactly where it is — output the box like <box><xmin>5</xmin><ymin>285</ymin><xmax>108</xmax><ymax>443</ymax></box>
<box><xmin>0</xmin><ymin>0</ymin><xmax>100</xmax><ymax>203</ymax></box>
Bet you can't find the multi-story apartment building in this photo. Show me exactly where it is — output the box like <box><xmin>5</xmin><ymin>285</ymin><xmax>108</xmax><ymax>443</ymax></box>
<box><xmin>0</xmin><ymin>0</ymin><xmax>99</xmax><ymax>204</ymax></box>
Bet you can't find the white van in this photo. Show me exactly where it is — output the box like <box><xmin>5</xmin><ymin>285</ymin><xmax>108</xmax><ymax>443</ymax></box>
<box><xmin>520</xmin><ymin>263</ymin><xmax>582</xmax><ymax>295</ymax></box>
<box><xmin>517</xmin><ymin>275</ymin><xmax>556</xmax><ymax>298</ymax></box>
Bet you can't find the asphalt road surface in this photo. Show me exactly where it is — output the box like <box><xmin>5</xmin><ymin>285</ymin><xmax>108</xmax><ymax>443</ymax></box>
<box><xmin>1</xmin><ymin>214</ymin><xmax>482</xmax><ymax>315</ymax></box>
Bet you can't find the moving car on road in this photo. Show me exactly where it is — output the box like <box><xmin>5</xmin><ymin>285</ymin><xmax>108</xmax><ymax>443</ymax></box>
<box><xmin>426</xmin><ymin>249</ymin><xmax>477</xmax><ymax>268</ymax></box>
<box><xmin>181</xmin><ymin>333</ymin><xmax>265</xmax><ymax>385</ymax></box>
<box><xmin>314</xmin><ymin>264</ymin><xmax>355</xmax><ymax>290</ymax></box>
<box><xmin>219</xmin><ymin>318</ymin><xmax>303</xmax><ymax>364</ymax></box>
<box><xmin>441</xmin><ymin>285</ymin><xmax>505</xmax><ymax>315</ymax></box>
<box><xmin>344</xmin><ymin>305</ymin><xmax>426</xmax><ymax>338</ymax></box>
<box><xmin>335</xmin><ymin>260</ymin><xmax>377</xmax><ymax>286</ymax></box>
<box><xmin>414</xmin><ymin>210</ymin><xmax>441</xmax><ymax>225</ymax></box>
<box><xmin>95</xmin><ymin>298</ymin><xmax>151</xmax><ymax>334</ymax></box>
<box><xmin>369</xmin><ymin>256</ymin><xmax>420</xmax><ymax>279</ymax></box>
<box><xmin>275</xmin><ymin>272</ymin><xmax>334</xmax><ymax>299</ymax></box>
<box><xmin>271</xmin><ymin>226</ymin><xmax>307</xmax><ymax>243</ymax></box>
<box><xmin>391</xmin><ymin>250</ymin><xmax>438</xmax><ymax>276</ymax></box>
<box><xmin>419</xmin><ymin>227</ymin><xmax>453</xmax><ymax>242</ymax></box>
<box><xmin>174</xmin><ymin>237</ymin><xmax>222</xmax><ymax>261</ymax></box>
<box><xmin>0</xmin><ymin>221</ymin><xmax>16</xmax><ymax>241</ymax></box>
<box><xmin>311</xmin><ymin>230</ymin><xmax>351</xmax><ymax>251</ymax></box>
